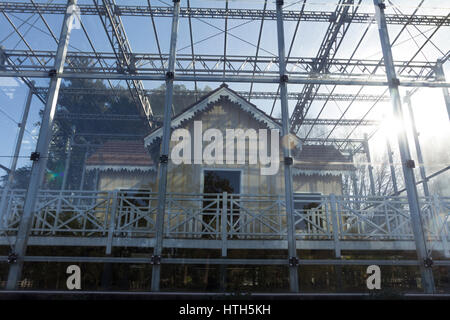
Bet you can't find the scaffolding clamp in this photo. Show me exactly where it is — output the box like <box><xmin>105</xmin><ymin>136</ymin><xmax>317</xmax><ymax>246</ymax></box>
<box><xmin>7</xmin><ymin>252</ymin><xmax>18</xmax><ymax>264</ymax></box>
<box><xmin>405</xmin><ymin>160</ymin><xmax>415</xmax><ymax>168</ymax></box>
<box><xmin>160</xmin><ymin>155</ymin><xmax>169</xmax><ymax>164</ymax></box>
<box><xmin>288</xmin><ymin>257</ymin><xmax>299</xmax><ymax>267</ymax></box>
<box><xmin>30</xmin><ymin>152</ymin><xmax>40</xmax><ymax>162</ymax></box>
<box><xmin>48</xmin><ymin>69</ymin><xmax>57</xmax><ymax>78</ymax></box>
<box><xmin>276</xmin><ymin>0</ymin><xmax>284</xmax><ymax>6</ymax></box>
<box><xmin>284</xmin><ymin>157</ymin><xmax>293</xmax><ymax>166</ymax></box>
<box><xmin>151</xmin><ymin>255</ymin><xmax>161</xmax><ymax>265</ymax></box>
<box><xmin>165</xmin><ymin>71</ymin><xmax>174</xmax><ymax>80</ymax></box>
<box><xmin>424</xmin><ymin>257</ymin><xmax>433</xmax><ymax>268</ymax></box>
<box><xmin>280</xmin><ymin>74</ymin><xmax>289</xmax><ymax>83</ymax></box>
<box><xmin>390</xmin><ymin>78</ymin><xmax>400</xmax><ymax>87</ymax></box>
<box><xmin>377</xmin><ymin>2</ymin><xmax>386</xmax><ymax>10</ymax></box>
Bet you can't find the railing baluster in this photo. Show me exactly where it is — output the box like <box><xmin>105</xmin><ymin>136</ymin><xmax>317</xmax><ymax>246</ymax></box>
<box><xmin>106</xmin><ymin>190</ymin><xmax>118</xmax><ymax>255</ymax></box>
<box><xmin>221</xmin><ymin>192</ymin><xmax>227</xmax><ymax>255</ymax></box>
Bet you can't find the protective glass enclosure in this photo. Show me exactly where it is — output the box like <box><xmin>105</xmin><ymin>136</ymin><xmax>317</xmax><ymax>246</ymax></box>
<box><xmin>0</xmin><ymin>0</ymin><xmax>449</xmax><ymax>296</ymax></box>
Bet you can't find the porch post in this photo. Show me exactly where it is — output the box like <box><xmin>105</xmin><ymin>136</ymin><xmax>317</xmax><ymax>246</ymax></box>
<box><xmin>373</xmin><ymin>0</ymin><xmax>435</xmax><ymax>293</ymax></box>
<box><xmin>6</xmin><ymin>0</ymin><xmax>78</xmax><ymax>289</ymax></box>
<box><xmin>275</xmin><ymin>0</ymin><xmax>299</xmax><ymax>293</ymax></box>
<box><xmin>151</xmin><ymin>0</ymin><xmax>181</xmax><ymax>292</ymax></box>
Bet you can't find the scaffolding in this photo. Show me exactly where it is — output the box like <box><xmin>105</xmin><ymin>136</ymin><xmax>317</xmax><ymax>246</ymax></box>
<box><xmin>0</xmin><ymin>0</ymin><xmax>449</xmax><ymax>294</ymax></box>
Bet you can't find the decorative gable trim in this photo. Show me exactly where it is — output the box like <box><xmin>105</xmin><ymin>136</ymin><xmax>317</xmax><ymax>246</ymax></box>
<box><xmin>144</xmin><ymin>86</ymin><xmax>281</xmax><ymax>147</ymax></box>
<box><xmin>86</xmin><ymin>165</ymin><xmax>156</xmax><ymax>173</ymax></box>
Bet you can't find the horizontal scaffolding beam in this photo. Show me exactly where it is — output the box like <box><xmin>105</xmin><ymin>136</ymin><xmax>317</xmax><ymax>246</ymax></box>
<box><xmin>1</xmin><ymin>50</ymin><xmax>438</xmax><ymax>80</ymax></box>
<box><xmin>34</xmin><ymin>86</ymin><xmax>391</xmax><ymax>102</ymax></box>
<box><xmin>1</xmin><ymin>3</ymin><xmax>448</xmax><ymax>26</ymax></box>
<box><xmin>2</xmin><ymin>71</ymin><xmax>449</xmax><ymax>88</ymax></box>
<box><xmin>2</xmin><ymin>255</ymin><xmax>450</xmax><ymax>266</ymax></box>
<box><xmin>53</xmin><ymin>112</ymin><xmax>380</xmax><ymax>126</ymax></box>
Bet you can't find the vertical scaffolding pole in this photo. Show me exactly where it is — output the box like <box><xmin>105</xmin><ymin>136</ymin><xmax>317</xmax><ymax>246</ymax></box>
<box><xmin>61</xmin><ymin>126</ymin><xmax>76</xmax><ymax>191</ymax></box>
<box><xmin>404</xmin><ymin>93</ymin><xmax>430</xmax><ymax>197</ymax></box>
<box><xmin>349</xmin><ymin>154</ymin><xmax>360</xmax><ymax>211</ymax></box>
<box><xmin>373</xmin><ymin>0</ymin><xmax>434</xmax><ymax>293</ymax></box>
<box><xmin>78</xmin><ymin>145</ymin><xmax>89</xmax><ymax>191</ymax></box>
<box><xmin>7</xmin><ymin>86</ymin><xmax>34</xmax><ymax>187</ymax></box>
<box><xmin>0</xmin><ymin>85</ymin><xmax>34</xmax><ymax>228</ymax></box>
<box><xmin>386</xmin><ymin>137</ymin><xmax>398</xmax><ymax>194</ymax></box>
<box><xmin>151</xmin><ymin>0</ymin><xmax>180</xmax><ymax>292</ymax></box>
<box><xmin>435</xmin><ymin>59</ymin><xmax>450</xmax><ymax>120</ymax></box>
<box><xmin>6</xmin><ymin>0</ymin><xmax>77</xmax><ymax>290</ymax></box>
<box><xmin>363</xmin><ymin>133</ymin><xmax>376</xmax><ymax>196</ymax></box>
<box><xmin>276</xmin><ymin>0</ymin><xmax>299</xmax><ymax>293</ymax></box>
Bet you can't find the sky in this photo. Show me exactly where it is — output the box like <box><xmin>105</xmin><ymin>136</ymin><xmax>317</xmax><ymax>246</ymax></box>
<box><xmin>0</xmin><ymin>0</ymin><xmax>449</xmax><ymax>193</ymax></box>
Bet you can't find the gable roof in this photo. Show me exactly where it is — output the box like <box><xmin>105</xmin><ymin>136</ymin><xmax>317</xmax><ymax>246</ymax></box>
<box><xmin>85</xmin><ymin>140</ymin><xmax>155</xmax><ymax>172</ymax></box>
<box><xmin>88</xmin><ymin>85</ymin><xmax>354</xmax><ymax>175</ymax></box>
<box><xmin>144</xmin><ymin>84</ymin><xmax>282</xmax><ymax>147</ymax></box>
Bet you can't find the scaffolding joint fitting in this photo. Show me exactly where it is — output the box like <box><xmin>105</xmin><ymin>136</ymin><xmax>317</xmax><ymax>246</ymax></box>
<box><xmin>390</xmin><ymin>78</ymin><xmax>400</xmax><ymax>86</ymax></box>
<box><xmin>276</xmin><ymin>0</ymin><xmax>284</xmax><ymax>6</ymax></box>
<box><xmin>284</xmin><ymin>157</ymin><xmax>293</xmax><ymax>166</ymax></box>
<box><xmin>280</xmin><ymin>74</ymin><xmax>289</xmax><ymax>83</ymax></box>
<box><xmin>151</xmin><ymin>255</ymin><xmax>161</xmax><ymax>265</ymax></box>
<box><xmin>288</xmin><ymin>257</ymin><xmax>299</xmax><ymax>267</ymax></box>
<box><xmin>30</xmin><ymin>152</ymin><xmax>40</xmax><ymax>162</ymax></box>
<box><xmin>405</xmin><ymin>159</ymin><xmax>415</xmax><ymax>168</ymax></box>
<box><xmin>424</xmin><ymin>257</ymin><xmax>433</xmax><ymax>268</ymax></box>
<box><xmin>377</xmin><ymin>2</ymin><xmax>386</xmax><ymax>10</ymax></box>
<box><xmin>165</xmin><ymin>71</ymin><xmax>174</xmax><ymax>80</ymax></box>
<box><xmin>48</xmin><ymin>69</ymin><xmax>57</xmax><ymax>78</ymax></box>
<box><xmin>7</xmin><ymin>252</ymin><xmax>18</xmax><ymax>264</ymax></box>
<box><xmin>159</xmin><ymin>155</ymin><xmax>169</xmax><ymax>164</ymax></box>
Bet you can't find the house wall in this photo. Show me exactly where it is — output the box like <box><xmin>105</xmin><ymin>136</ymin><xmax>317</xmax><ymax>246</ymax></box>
<box><xmin>98</xmin><ymin>170</ymin><xmax>156</xmax><ymax>191</ymax></box>
<box><xmin>293</xmin><ymin>174</ymin><xmax>344</xmax><ymax>195</ymax></box>
<box><xmin>159</xmin><ymin>102</ymin><xmax>343</xmax><ymax>196</ymax></box>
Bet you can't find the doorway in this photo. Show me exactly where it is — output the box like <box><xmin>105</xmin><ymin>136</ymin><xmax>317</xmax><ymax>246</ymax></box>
<box><xmin>202</xmin><ymin>170</ymin><xmax>241</xmax><ymax>238</ymax></box>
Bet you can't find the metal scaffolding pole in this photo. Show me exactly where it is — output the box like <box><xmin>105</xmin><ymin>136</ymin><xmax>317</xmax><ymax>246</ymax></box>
<box><xmin>435</xmin><ymin>60</ymin><xmax>450</xmax><ymax>120</ymax></box>
<box><xmin>151</xmin><ymin>0</ymin><xmax>180</xmax><ymax>292</ymax></box>
<box><xmin>373</xmin><ymin>0</ymin><xmax>434</xmax><ymax>293</ymax></box>
<box><xmin>276</xmin><ymin>0</ymin><xmax>299</xmax><ymax>293</ymax></box>
<box><xmin>0</xmin><ymin>85</ymin><xmax>34</xmax><ymax>228</ymax></box>
<box><xmin>78</xmin><ymin>145</ymin><xmax>89</xmax><ymax>191</ymax></box>
<box><xmin>61</xmin><ymin>126</ymin><xmax>76</xmax><ymax>191</ymax></box>
<box><xmin>363</xmin><ymin>133</ymin><xmax>376</xmax><ymax>195</ymax></box>
<box><xmin>6</xmin><ymin>0</ymin><xmax>77</xmax><ymax>290</ymax></box>
<box><xmin>7</xmin><ymin>87</ymin><xmax>34</xmax><ymax>186</ymax></box>
<box><xmin>386</xmin><ymin>137</ymin><xmax>399</xmax><ymax>195</ymax></box>
<box><xmin>404</xmin><ymin>93</ymin><xmax>430</xmax><ymax>197</ymax></box>
<box><xmin>349</xmin><ymin>154</ymin><xmax>360</xmax><ymax>208</ymax></box>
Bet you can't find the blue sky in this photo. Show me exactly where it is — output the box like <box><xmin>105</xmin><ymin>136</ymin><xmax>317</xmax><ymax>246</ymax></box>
<box><xmin>0</xmin><ymin>0</ymin><xmax>449</xmax><ymax>184</ymax></box>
